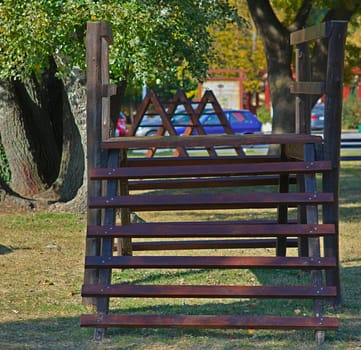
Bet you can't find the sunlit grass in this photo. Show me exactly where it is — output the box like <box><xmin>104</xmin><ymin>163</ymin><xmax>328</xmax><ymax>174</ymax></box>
<box><xmin>0</xmin><ymin>161</ymin><xmax>361</xmax><ymax>349</ymax></box>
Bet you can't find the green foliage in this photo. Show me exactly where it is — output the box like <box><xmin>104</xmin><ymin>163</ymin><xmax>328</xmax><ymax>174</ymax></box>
<box><xmin>0</xmin><ymin>142</ymin><xmax>11</xmax><ymax>184</ymax></box>
<box><xmin>255</xmin><ymin>105</ymin><xmax>272</xmax><ymax>124</ymax></box>
<box><xmin>0</xmin><ymin>0</ymin><xmax>89</xmax><ymax>80</ymax></box>
<box><xmin>342</xmin><ymin>93</ymin><xmax>361</xmax><ymax>129</ymax></box>
<box><xmin>208</xmin><ymin>0</ymin><xmax>266</xmax><ymax>93</ymax></box>
<box><xmin>0</xmin><ymin>0</ymin><xmax>235</xmax><ymax>89</ymax></box>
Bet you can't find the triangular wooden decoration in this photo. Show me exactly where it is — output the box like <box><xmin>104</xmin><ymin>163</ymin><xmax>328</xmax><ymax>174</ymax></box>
<box><xmin>130</xmin><ymin>89</ymin><xmax>246</xmax><ymax>158</ymax></box>
<box><xmin>129</xmin><ymin>90</ymin><xmax>188</xmax><ymax>157</ymax></box>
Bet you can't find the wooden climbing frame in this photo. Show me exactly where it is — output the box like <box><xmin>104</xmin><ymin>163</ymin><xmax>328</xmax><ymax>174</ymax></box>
<box><xmin>81</xmin><ymin>20</ymin><xmax>347</xmax><ymax>344</ymax></box>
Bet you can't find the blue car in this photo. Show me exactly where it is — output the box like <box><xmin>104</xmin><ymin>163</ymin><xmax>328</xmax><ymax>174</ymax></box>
<box><xmin>134</xmin><ymin>107</ymin><xmax>262</xmax><ymax>136</ymax></box>
<box><xmin>311</xmin><ymin>104</ymin><xmax>324</xmax><ymax>131</ymax></box>
<box><xmin>173</xmin><ymin>109</ymin><xmax>262</xmax><ymax>135</ymax></box>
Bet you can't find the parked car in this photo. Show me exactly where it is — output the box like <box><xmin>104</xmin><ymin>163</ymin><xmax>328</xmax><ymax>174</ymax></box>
<box><xmin>134</xmin><ymin>104</ymin><xmax>212</xmax><ymax>137</ymax></box>
<box><xmin>311</xmin><ymin>104</ymin><xmax>324</xmax><ymax>130</ymax></box>
<box><xmin>134</xmin><ymin>115</ymin><xmax>162</xmax><ymax>136</ymax></box>
<box><xmin>114</xmin><ymin>112</ymin><xmax>128</xmax><ymax>136</ymax></box>
<box><xmin>173</xmin><ymin>109</ymin><xmax>262</xmax><ymax>135</ymax></box>
<box><xmin>134</xmin><ymin>107</ymin><xmax>262</xmax><ymax>136</ymax></box>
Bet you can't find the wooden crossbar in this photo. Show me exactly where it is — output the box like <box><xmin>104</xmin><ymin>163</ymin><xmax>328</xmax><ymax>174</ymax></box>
<box><xmin>80</xmin><ymin>314</ymin><xmax>339</xmax><ymax>330</ymax></box>
<box><xmin>90</xmin><ymin>160</ymin><xmax>332</xmax><ymax>180</ymax></box>
<box><xmin>131</xmin><ymin>238</ymin><xmax>299</xmax><ymax>251</ymax></box>
<box><xmin>85</xmin><ymin>256</ymin><xmax>336</xmax><ymax>269</ymax></box>
<box><xmin>89</xmin><ymin>192</ymin><xmax>334</xmax><ymax>211</ymax></box>
<box><xmin>82</xmin><ymin>284</ymin><xmax>336</xmax><ymax>299</ymax></box>
<box><xmin>128</xmin><ymin>175</ymin><xmax>296</xmax><ymax>190</ymax></box>
<box><xmin>87</xmin><ymin>223</ymin><xmax>335</xmax><ymax>238</ymax></box>
<box><xmin>101</xmin><ymin>134</ymin><xmax>323</xmax><ymax>149</ymax></box>
<box><xmin>126</xmin><ymin>155</ymin><xmax>281</xmax><ymax>166</ymax></box>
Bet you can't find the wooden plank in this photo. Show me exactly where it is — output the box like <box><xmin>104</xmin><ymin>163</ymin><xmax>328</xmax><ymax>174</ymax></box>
<box><xmin>131</xmin><ymin>238</ymin><xmax>298</xmax><ymax>251</ymax></box>
<box><xmin>126</xmin><ymin>155</ymin><xmax>281</xmax><ymax>166</ymax></box>
<box><xmin>128</xmin><ymin>175</ymin><xmax>297</xmax><ymax>190</ymax></box>
<box><xmin>82</xmin><ymin>284</ymin><xmax>336</xmax><ymax>298</ymax></box>
<box><xmin>290</xmin><ymin>22</ymin><xmax>329</xmax><ymax>45</ymax></box>
<box><xmin>101</xmin><ymin>134</ymin><xmax>323</xmax><ymax>150</ymax></box>
<box><xmin>84</xmin><ymin>21</ymin><xmax>107</xmax><ymax>307</ymax></box>
<box><xmin>88</xmin><ymin>192</ymin><xmax>334</xmax><ymax>211</ymax></box>
<box><xmin>90</xmin><ymin>160</ymin><xmax>332</xmax><ymax>180</ymax></box>
<box><xmin>322</xmin><ymin>21</ymin><xmax>348</xmax><ymax>307</ymax></box>
<box><xmin>290</xmin><ymin>81</ymin><xmax>325</xmax><ymax>95</ymax></box>
<box><xmin>80</xmin><ymin>314</ymin><xmax>339</xmax><ymax>330</ymax></box>
<box><xmin>85</xmin><ymin>255</ymin><xmax>336</xmax><ymax>269</ymax></box>
<box><xmin>87</xmin><ymin>223</ymin><xmax>335</xmax><ymax>238</ymax></box>
<box><xmin>294</xmin><ymin>42</ymin><xmax>312</xmax><ymax>134</ymax></box>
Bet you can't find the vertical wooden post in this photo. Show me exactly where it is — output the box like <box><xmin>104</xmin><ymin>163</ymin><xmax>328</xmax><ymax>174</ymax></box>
<box><xmin>295</xmin><ymin>42</ymin><xmax>311</xmax><ymax>134</ymax></box>
<box><xmin>322</xmin><ymin>21</ymin><xmax>347</xmax><ymax>306</ymax></box>
<box><xmin>295</xmin><ymin>42</ymin><xmax>311</xmax><ymax>256</ymax></box>
<box><xmin>84</xmin><ymin>22</ymin><xmax>113</xmax><ymax>306</ymax></box>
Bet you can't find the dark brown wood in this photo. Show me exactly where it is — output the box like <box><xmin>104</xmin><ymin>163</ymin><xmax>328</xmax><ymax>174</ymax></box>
<box><xmin>90</xmin><ymin>160</ymin><xmax>332</xmax><ymax>180</ymax></box>
<box><xmin>126</xmin><ymin>155</ymin><xmax>281</xmax><ymax>166</ymax></box>
<box><xmin>289</xmin><ymin>81</ymin><xmax>325</xmax><ymax>95</ymax></box>
<box><xmin>128</xmin><ymin>175</ymin><xmax>296</xmax><ymax>191</ymax></box>
<box><xmin>101</xmin><ymin>134</ymin><xmax>323</xmax><ymax>150</ymax></box>
<box><xmin>290</xmin><ymin>21</ymin><xmax>331</xmax><ymax>45</ymax></box>
<box><xmin>84</xmin><ymin>21</ymin><xmax>112</xmax><ymax>309</ymax></box>
<box><xmin>87</xmin><ymin>223</ymin><xmax>335</xmax><ymax>238</ymax></box>
<box><xmin>85</xmin><ymin>20</ymin><xmax>114</xmax><ymax>339</ymax></box>
<box><xmin>131</xmin><ymin>238</ymin><xmax>298</xmax><ymax>251</ymax></box>
<box><xmin>85</xmin><ymin>255</ymin><xmax>336</xmax><ymax>269</ymax></box>
<box><xmin>321</xmin><ymin>21</ymin><xmax>348</xmax><ymax>307</ymax></box>
<box><xmin>80</xmin><ymin>314</ymin><xmax>338</xmax><ymax>330</ymax></box>
<box><xmin>294</xmin><ymin>42</ymin><xmax>311</xmax><ymax>134</ymax></box>
<box><xmin>82</xmin><ymin>284</ymin><xmax>336</xmax><ymax>298</ymax></box>
<box><xmin>89</xmin><ymin>192</ymin><xmax>334</xmax><ymax>211</ymax></box>
<box><xmin>82</xmin><ymin>20</ymin><xmax>344</xmax><ymax>339</ymax></box>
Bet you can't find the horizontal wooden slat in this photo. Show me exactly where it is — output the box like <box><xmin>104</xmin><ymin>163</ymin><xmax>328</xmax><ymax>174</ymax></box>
<box><xmin>290</xmin><ymin>20</ymin><xmax>346</xmax><ymax>45</ymax></box>
<box><xmin>87</xmin><ymin>223</ymin><xmax>335</xmax><ymax>238</ymax></box>
<box><xmin>132</xmin><ymin>238</ymin><xmax>298</xmax><ymax>251</ymax></box>
<box><xmin>126</xmin><ymin>155</ymin><xmax>281</xmax><ymax>167</ymax></box>
<box><xmin>290</xmin><ymin>22</ymin><xmax>330</xmax><ymax>44</ymax></box>
<box><xmin>88</xmin><ymin>192</ymin><xmax>334</xmax><ymax>211</ymax></box>
<box><xmin>90</xmin><ymin>160</ymin><xmax>331</xmax><ymax>180</ymax></box>
<box><xmin>128</xmin><ymin>175</ymin><xmax>295</xmax><ymax>190</ymax></box>
<box><xmin>101</xmin><ymin>134</ymin><xmax>323</xmax><ymax>150</ymax></box>
<box><xmin>290</xmin><ymin>81</ymin><xmax>325</xmax><ymax>95</ymax></box>
<box><xmin>85</xmin><ymin>255</ymin><xmax>336</xmax><ymax>269</ymax></box>
<box><xmin>82</xmin><ymin>284</ymin><xmax>336</xmax><ymax>298</ymax></box>
<box><xmin>80</xmin><ymin>314</ymin><xmax>338</xmax><ymax>330</ymax></box>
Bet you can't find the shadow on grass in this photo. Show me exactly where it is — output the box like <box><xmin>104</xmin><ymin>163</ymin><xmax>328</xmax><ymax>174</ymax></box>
<box><xmin>1</xmin><ymin>266</ymin><xmax>360</xmax><ymax>349</ymax></box>
<box><xmin>0</xmin><ymin>316</ymin><xmax>94</xmax><ymax>350</ymax></box>
<box><xmin>0</xmin><ymin>244</ymin><xmax>12</xmax><ymax>255</ymax></box>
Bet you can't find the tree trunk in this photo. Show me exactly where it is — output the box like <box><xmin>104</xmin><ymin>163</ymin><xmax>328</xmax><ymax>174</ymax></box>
<box><xmin>247</xmin><ymin>1</ymin><xmax>296</xmax><ymax>134</ymax></box>
<box><xmin>0</xmin><ymin>79</ymin><xmax>52</xmax><ymax>197</ymax></box>
<box><xmin>0</xmin><ymin>60</ymin><xmax>86</xmax><ymax>211</ymax></box>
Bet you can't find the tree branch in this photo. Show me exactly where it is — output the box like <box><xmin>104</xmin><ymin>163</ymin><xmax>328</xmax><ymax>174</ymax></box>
<box><xmin>288</xmin><ymin>0</ymin><xmax>313</xmax><ymax>32</ymax></box>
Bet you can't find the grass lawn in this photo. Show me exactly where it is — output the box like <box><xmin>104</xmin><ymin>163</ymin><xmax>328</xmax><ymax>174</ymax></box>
<box><xmin>1</xmin><ymin>160</ymin><xmax>361</xmax><ymax>350</ymax></box>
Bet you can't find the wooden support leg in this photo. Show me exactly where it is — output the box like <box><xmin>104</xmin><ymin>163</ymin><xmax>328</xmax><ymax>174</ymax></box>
<box><xmin>94</xmin><ymin>150</ymin><xmax>118</xmax><ymax>340</ymax></box>
<box><xmin>276</xmin><ymin>146</ymin><xmax>289</xmax><ymax>256</ymax></box>
<box><xmin>304</xmin><ymin>143</ymin><xmax>325</xmax><ymax>344</ymax></box>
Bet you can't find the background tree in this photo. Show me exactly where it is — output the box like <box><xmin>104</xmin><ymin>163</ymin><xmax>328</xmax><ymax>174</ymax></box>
<box><xmin>0</xmin><ymin>0</ymin><xmax>235</xmax><ymax>209</ymax></box>
<box><xmin>246</xmin><ymin>0</ymin><xmax>361</xmax><ymax>134</ymax></box>
<box><xmin>209</xmin><ymin>0</ymin><xmax>266</xmax><ymax>94</ymax></box>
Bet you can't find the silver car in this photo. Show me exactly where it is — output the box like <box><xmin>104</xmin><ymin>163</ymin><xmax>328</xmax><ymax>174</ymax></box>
<box><xmin>134</xmin><ymin>104</ymin><xmax>216</xmax><ymax>136</ymax></box>
<box><xmin>134</xmin><ymin>115</ymin><xmax>163</xmax><ymax>136</ymax></box>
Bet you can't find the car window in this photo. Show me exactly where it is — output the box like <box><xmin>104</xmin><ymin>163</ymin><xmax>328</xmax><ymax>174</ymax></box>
<box><xmin>230</xmin><ymin>112</ymin><xmax>245</xmax><ymax>122</ymax></box>
<box><xmin>202</xmin><ymin>114</ymin><xmax>221</xmax><ymax>125</ymax></box>
<box><xmin>171</xmin><ymin>115</ymin><xmax>191</xmax><ymax>125</ymax></box>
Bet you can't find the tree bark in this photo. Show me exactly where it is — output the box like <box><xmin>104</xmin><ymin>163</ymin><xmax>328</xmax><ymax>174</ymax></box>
<box><xmin>0</xmin><ymin>79</ymin><xmax>50</xmax><ymax>197</ymax></box>
<box><xmin>247</xmin><ymin>1</ymin><xmax>298</xmax><ymax>134</ymax></box>
<box><xmin>0</xmin><ymin>60</ymin><xmax>86</xmax><ymax>211</ymax></box>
